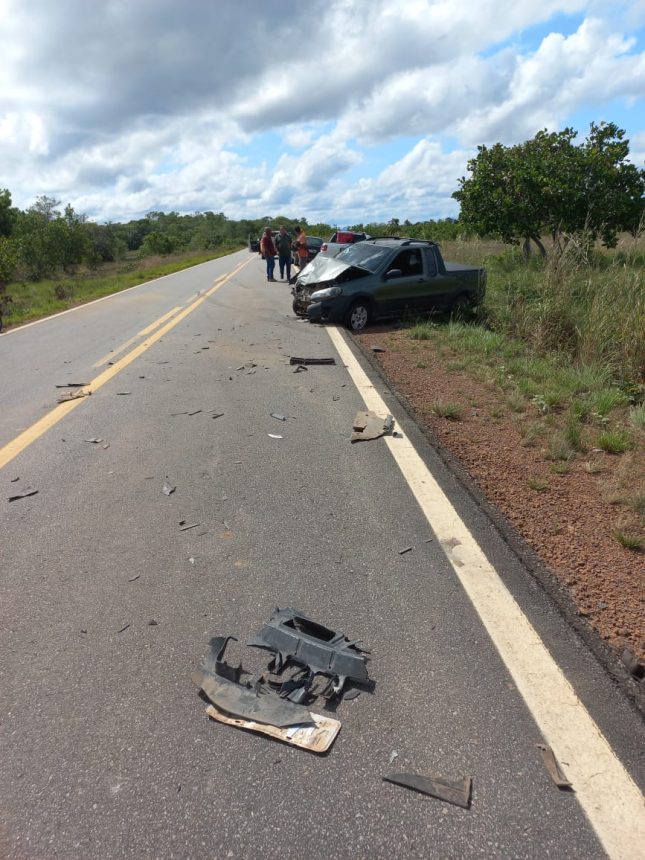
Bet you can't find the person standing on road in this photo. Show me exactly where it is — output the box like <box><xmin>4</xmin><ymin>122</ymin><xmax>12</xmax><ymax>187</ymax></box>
<box><xmin>294</xmin><ymin>225</ymin><xmax>309</xmax><ymax>272</ymax></box>
<box><xmin>275</xmin><ymin>225</ymin><xmax>292</xmax><ymax>282</ymax></box>
<box><xmin>260</xmin><ymin>227</ymin><xmax>277</xmax><ymax>282</ymax></box>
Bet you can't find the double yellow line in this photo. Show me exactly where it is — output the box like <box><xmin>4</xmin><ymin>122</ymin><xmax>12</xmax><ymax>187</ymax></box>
<box><xmin>0</xmin><ymin>258</ymin><xmax>250</xmax><ymax>471</ymax></box>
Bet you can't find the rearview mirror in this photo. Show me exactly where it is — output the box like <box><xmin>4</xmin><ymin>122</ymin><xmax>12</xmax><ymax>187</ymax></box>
<box><xmin>384</xmin><ymin>268</ymin><xmax>402</xmax><ymax>280</ymax></box>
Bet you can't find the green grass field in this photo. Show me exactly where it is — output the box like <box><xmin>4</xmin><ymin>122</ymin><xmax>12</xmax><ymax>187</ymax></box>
<box><xmin>1</xmin><ymin>244</ymin><xmax>244</xmax><ymax>329</ymax></box>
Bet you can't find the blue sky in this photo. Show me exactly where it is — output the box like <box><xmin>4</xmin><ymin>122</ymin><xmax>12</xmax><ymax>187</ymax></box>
<box><xmin>0</xmin><ymin>0</ymin><xmax>643</xmax><ymax>226</ymax></box>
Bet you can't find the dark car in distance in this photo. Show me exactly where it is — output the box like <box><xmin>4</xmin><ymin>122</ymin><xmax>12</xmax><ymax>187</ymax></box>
<box><xmin>291</xmin><ymin>238</ymin><xmax>486</xmax><ymax>331</ymax></box>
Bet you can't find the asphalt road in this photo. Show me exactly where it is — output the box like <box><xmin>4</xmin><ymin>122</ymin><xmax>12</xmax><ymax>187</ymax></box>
<box><xmin>1</xmin><ymin>250</ymin><xmax>643</xmax><ymax>859</ymax></box>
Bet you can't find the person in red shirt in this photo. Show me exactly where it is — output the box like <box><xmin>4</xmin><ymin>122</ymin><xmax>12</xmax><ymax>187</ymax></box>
<box><xmin>260</xmin><ymin>227</ymin><xmax>277</xmax><ymax>282</ymax></box>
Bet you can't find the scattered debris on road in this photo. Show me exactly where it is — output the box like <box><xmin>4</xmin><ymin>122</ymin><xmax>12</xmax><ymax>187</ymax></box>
<box><xmin>293</xmin><ymin>365</ymin><xmax>308</xmax><ymax>373</ymax></box>
<box><xmin>162</xmin><ymin>482</ymin><xmax>176</xmax><ymax>496</ymax></box>
<box><xmin>350</xmin><ymin>411</ymin><xmax>394</xmax><ymax>443</ymax></box>
<box><xmin>8</xmin><ymin>487</ymin><xmax>38</xmax><ymax>502</ymax></box>
<box><xmin>188</xmin><ymin>409</ymin><xmax>202</xmax><ymax>416</ymax></box>
<box><xmin>179</xmin><ymin>522</ymin><xmax>202</xmax><ymax>531</ymax></box>
<box><xmin>85</xmin><ymin>437</ymin><xmax>103</xmax><ymax>444</ymax></box>
<box><xmin>128</xmin><ymin>574</ymin><xmax>141</xmax><ymax>582</ymax></box>
<box><xmin>148</xmin><ymin>619</ymin><xmax>158</xmax><ymax>626</ymax></box>
<box><xmin>247</xmin><ymin>607</ymin><xmax>371</xmax><ymax>699</ymax></box>
<box><xmin>383</xmin><ymin>772</ymin><xmax>473</xmax><ymax>809</ymax></box>
<box><xmin>389</xmin><ymin>750</ymin><xmax>399</xmax><ymax>764</ymax></box>
<box><xmin>289</xmin><ymin>356</ymin><xmax>336</xmax><ymax>366</ymax></box>
<box><xmin>117</xmin><ymin>624</ymin><xmax>130</xmax><ymax>634</ymax></box>
<box><xmin>10</xmin><ymin>477</ymin><xmax>19</xmax><ymax>482</ymax></box>
<box><xmin>270</xmin><ymin>413</ymin><xmax>287</xmax><ymax>422</ymax></box>
<box><xmin>55</xmin><ymin>382</ymin><xmax>89</xmax><ymax>388</ymax></box>
<box><xmin>398</xmin><ymin>546</ymin><xmax>413</xmax><ymax>555</ymax></box>
<box><xmin>537</xmin><ymin>744</ymin><xmax>573</xmax><ymax>790</ymax></box>
<box><xmin>57</xmin><ymin>390</ymin><xmax>90</xmax><ymax>403</ymax></box>
<box><xmin>211</xmin><ymin>412</ymin><xmax>224</xmax><ymax>420</ymax></box>
<box><xmin>193</xmin><ymin>636</ymin><xmax>341</xmax><ymax>753</ymax></box>
<box><xmin>116</xmin><ymin>391</ymin><xmax>132</xmax><ymax>396</ymax></box>
<box><xmin>621</xmin><ymin>648</ymin><xmax>645</xmax><ymax>680</ymax></box>
<box><xmin>268</xmin><ymin>433</ymin><xmax>283</xmax><ymax>439</ymax></box>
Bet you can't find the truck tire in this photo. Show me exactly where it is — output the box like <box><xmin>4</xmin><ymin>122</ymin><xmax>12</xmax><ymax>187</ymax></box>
<box><xmin>345</xmin><ymin>300</ymin><xmax>371</xmax><ymax>332</ymax></box>
<box><xmin>450</xmin><ymin>291</ymin><xmax>473</xmax><ymax>318</ymax></box>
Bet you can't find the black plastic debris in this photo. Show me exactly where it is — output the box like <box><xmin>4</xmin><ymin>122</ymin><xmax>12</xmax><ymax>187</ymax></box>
<box><xmin>179</xmin><ymin>522</ymin><xmax>201</xmax><ymax>531</ymax></box>
<box><xmin>270</xmin><ymin>413</ymin><xmax>287</xmax><ymax>422</ymax></box>
<box><xmin>371</xmin><ymin>346</ymin><xmax>386</xmax><ymax>353</ymax></box>
<box><xmin>116</xmin><ymin>391</ymin><xmax>131</xmax><ymax>396</ymax></box>
<box><xmin>55</xmin><ymin>382</ymin><xmax>89</xmax><ymax>388</ymax></box>
<box><xmin>398</xmin><ymin>546</ymin><xmax>413</xmax><ymax>555</ymax></box>
<box><xmin>537</xmin><ymin>745</ymin><xmax>573</xmax><ymax>790</ymax></box>
<box><xmin>192</xmin><ymin>636</ymin><xmax>315</xmax><ymax>727</ymax></box>
<box><xmin>247</xmin><ymin>608</ymin><xmax>370</xmax><ymax>697</ymax></box>
<box><xmin>8</xmin><ymin>487</ymin><xmax>38</xmax><ymax>502</ymax></box>
<box><xmin>351</xmin><ymin>411</ymin><xmax>394</xmax><ymax>443</ymax></box>
<box><xmin>289</xmin><ymin>357</ymin><xmax>336</xmax><ymax>366</ymax></box>
<box><xmin>621</xmin><ymin>648</ymin><xmax>645</xmax><ymax>681</ymax></box>
<box><xmin>383</xmin><ymin>772</ymin><xmax>472</xmax><ymax>809</ymax></box>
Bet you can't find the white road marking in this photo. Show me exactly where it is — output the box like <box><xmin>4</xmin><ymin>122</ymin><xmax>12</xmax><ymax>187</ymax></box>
<box><xmin>327</xmin><ymin>325</ymin><xmax>645</xmax><ymax>860</ymax></box>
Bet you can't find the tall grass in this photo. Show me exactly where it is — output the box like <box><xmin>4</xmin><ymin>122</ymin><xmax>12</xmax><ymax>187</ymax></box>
<box><xmin>480</xmin><ymin>238</ymin><xmax>645</xmax><ymax>386</ymax></box>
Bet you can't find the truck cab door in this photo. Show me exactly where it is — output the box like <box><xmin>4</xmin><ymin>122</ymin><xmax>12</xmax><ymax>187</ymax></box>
<box><xmin>372</xmin><ymin>250</ymin><xmax>426</xmax><ymax>317</ymax></box>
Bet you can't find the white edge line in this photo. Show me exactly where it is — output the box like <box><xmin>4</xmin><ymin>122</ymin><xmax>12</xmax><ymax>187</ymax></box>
<box><xmin>0</xmin><ymin>252</ymin><xmax>242</xmax><ymax>337</ymax></box>
<box><xmin>326</xmin><ymin>324</ymin><xmax>645</xmax><ymax>860</ymax></box>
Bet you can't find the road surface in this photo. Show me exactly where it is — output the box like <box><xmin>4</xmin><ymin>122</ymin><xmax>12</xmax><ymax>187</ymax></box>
<box><xmin>1</xmin><ymin>250</ymin><xmax>644</xmax><ymax>859</ymax></box>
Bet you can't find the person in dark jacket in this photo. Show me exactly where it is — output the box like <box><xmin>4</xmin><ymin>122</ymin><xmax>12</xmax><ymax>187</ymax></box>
<box><xmin>275</xmin><ymin>225</ymin><xmax>292</xmax><ymax>281</ymax></box>
<box><xmin>260</xmin><ymin>227</ymin><xmax>277</xmax><ymax>282</ymax></box>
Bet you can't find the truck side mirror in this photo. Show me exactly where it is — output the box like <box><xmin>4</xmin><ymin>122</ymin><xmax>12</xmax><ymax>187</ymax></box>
<box><xmin>384</xmin><ymin>268</ymin><xmax>402</xmax><ymax>280</ymax></box>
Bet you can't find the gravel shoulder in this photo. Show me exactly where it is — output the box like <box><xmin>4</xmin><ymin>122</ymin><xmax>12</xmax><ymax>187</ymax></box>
<box><xmin>354</xmin><ymin>326</ymin><xmax>645</xmax><ymax>678</ymax></box>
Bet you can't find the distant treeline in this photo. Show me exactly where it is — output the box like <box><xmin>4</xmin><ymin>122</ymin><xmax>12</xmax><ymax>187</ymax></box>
<box><xmin>0</xmin><ymin>188</ymin><xmax>466</xmax><ymax>286</ymax></box>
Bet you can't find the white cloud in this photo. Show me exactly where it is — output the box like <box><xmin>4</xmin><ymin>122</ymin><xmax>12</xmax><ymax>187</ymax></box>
<box><xmin>0</xmin><ymin>0</ymin><xmax>642</xmax><ymax>223</ymax></box>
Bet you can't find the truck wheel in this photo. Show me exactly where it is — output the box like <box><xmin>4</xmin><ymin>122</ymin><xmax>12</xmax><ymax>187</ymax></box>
<box><xmin>450</xmin><ymin>292</ymin><xmax>473</xmax><ymax>318</ymax></box>
<box><xmin>345</xmin><ymin>300</ymin><xmax>370</xmax><ymax>332</ymax></box>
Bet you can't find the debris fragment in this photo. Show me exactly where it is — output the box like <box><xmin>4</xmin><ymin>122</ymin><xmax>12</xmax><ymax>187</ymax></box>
<box><xmin>188</xmin><ymin>410</ymin><xmax>202</xmax><ymax>416</ymax></box>
<box><xmin>148</xmin><ymin>619</ymin><xmax>158</xmax><ymax>626</ymax></box>
<box><xmin>128</xmin><ymin>574</ymin><xmax>141</xmax><ymax>582</ymax></box>
<box><xmin>57</xmin><ymin>390</ymin><xmax>90</xmax><ymax>403</ymax></box>
<box><xmin>55</xmin><ymin>382</ymin><xmax>89</xmax><ymax>388</ymax></box>
<box><xmin>621</xmin><ymin>648</ymin><xmax>645</xmax><ymax>680</ymax></box>
<box><xmin>343</xmin><ymin>689</ymin><xmax>361</xmax><ymax>701</ymax></box>
<box><xmin>371</xmin><ymin>346</ymin><xmax>386</xmax><ymax>353</ymax></box>
<box><xmin>289</xmin><ymin>357</ymin><xmax>336</xmax><ymax>366</ymax></box>
<box><xmin>85</xmin><ymin>437</ymin><xmax>103</xmax><ymax>444</ymax></box>
<box><xmin>537</xmin><ymin>745</ymin><xmax>573</xmax><ymax>789</ymax></box>
<box><xmin>8</xmin><ymin>487</ymin><xmax>38</xmax><ymax>502</ymax></box>
<box><xmin>205</xmin><ymin>704</ymin><xmax>340</xmax><ymax>753</ymax></box>
<box><xmin>350</xmin><ymin>411</ymin><xmax>394</xmax><ymax>443</ymax></box>
<box><xmin>270</xmin><ymin>413</ymin><xmax>287</xmax><ymax>422</ymax></box>
<box><xmin>247</xmin><ymin>607</ymin><xmax>370</xmax><ymax>697</ymax></box>
<box><xmin>268</xmin><ymin>434</ymin><xmax>283</xmax><ymax>439</ymax></box>
<box><xmin>193</xmin><ymin>636</ymin><xmax>315</xmax><ymax>727</ymax></box>
<box><xmin>383</xmin><ymin>772</ymin><xmax>472</xmax><ymax>809</ymax></box>
<box><xmin>293</xmin><ymin>365</ymin><xmax>308</xmax><ymax>373</ymax></box>
<box><xmin>389</xmin><ymin>750</ymin><xmax>399</xmax><ymax>764</ymax></box>
<box><xmin>188</xmin><ymin>557</ymin><xmax>195</xmax><ymax>565</ymax></box>
<box><xmin>117</xmin><ymin>624</ymin><xmax>130</xmax><ymax>634</ymax></box>
<box><xmin>179</xmin><ymin>522</ymin><xmax>201</xmax><ymax>531</ymax></box>
<box><xmin>162</xmin><ymin>482</ymin><xmax>176</xmax><ymax>496</ymax></box>
<box><xmin>116</xmin><ymin>391</ymin><xmax>131</xmax><ymax>396</ymax></box>
<box><xmin>10</xmin><ymin>477</ymin><xmax>19</xmax><ymax>482</ymax></box>
<box><xmin>211</xmin><ymin>413</ymin><xmax>224</xmax><ymax>420</ymax></box>
<box><xmin>398</xmin><ymin>546</ymin><xmax>413</xmax><ymax>555</ymax></box>
<box><xmin>170</xmin><ymin>411</ymin><xmax>189</xmax><ymax>416</ymax></box>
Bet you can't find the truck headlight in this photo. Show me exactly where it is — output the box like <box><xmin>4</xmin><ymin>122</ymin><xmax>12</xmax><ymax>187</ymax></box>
<box><xmin>311</xmin><ymin>286</ymin><xmax>342</xmax><ymax>301</ymax></box>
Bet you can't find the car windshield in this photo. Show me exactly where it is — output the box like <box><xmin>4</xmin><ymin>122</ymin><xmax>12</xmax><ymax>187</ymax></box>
<box><xmin>336</xmin><ymin>244</ymin><xmax>389</xmax><ymax>272</ymax></box>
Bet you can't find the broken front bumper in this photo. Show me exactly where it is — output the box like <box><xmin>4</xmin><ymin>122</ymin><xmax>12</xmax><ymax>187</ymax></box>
<box><xmin>306</xmin><ymin>299</ymin><xmax>348</xmax><ymax>324</ymax></box>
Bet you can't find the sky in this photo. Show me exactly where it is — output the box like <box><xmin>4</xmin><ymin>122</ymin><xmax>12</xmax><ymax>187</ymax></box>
<box><xmin>1</xmin><ymin>0</ymin><xmax>644</xmax><ymax>226</ymax></box>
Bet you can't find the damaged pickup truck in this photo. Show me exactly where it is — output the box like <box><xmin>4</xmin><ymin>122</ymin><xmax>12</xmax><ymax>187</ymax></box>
<box><xmin>291</xmin><ymin>238</ymin><xmax>486</xmax><ymax>332</ymax></box>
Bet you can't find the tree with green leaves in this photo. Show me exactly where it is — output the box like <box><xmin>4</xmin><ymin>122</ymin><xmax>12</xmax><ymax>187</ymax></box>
<box><xmin>453</xmin><ymin>122</ymin><xmax>644</xmax><ymax>257</ymax></box>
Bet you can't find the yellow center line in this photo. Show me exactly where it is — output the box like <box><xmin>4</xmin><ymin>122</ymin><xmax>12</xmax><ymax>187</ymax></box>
<box><xmin>0</xmin><ymin>259</ymin><xmax>251</xmax><ymax>472</ymax></box>
<box><xmin>92</xmin><ymin>306</ymin><xmax>184</xmax><ymax>369</ymax></box>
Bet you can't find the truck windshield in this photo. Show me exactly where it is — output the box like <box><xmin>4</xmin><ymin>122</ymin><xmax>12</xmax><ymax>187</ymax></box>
<box><xmin>336</xmin><ymin>244</ymin><xmax>389</xmax><ymax>273</ymax></box>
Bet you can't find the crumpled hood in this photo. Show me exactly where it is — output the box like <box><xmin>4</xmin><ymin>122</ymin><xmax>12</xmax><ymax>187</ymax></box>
<box><xmin>297</xmin><ymin>254</ymin><xmax>353</xmax><ymax>286</ymax></box>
